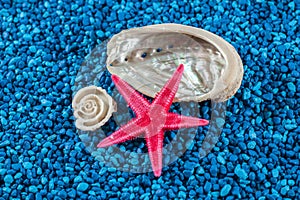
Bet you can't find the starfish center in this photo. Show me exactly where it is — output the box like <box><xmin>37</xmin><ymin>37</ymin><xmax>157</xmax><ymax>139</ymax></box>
<box><xmin>147</xmin><ymin>104</ymin><xmax>167</xmax><ymax>135</ymax></box>
<box><xmin>97</xmin><ymin>64</ymin><xmax>209</xmax><ymax>177</ymax></box>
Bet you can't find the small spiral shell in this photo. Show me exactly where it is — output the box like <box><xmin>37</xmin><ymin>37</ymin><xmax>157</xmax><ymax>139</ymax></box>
<box><xmin>72</xmin><ymin>86</ymin><xmax>117</xmax><ymax>131</ymax></box>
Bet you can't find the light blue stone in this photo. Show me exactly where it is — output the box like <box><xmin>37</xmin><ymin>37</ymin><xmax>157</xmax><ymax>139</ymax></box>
<box><xmin>261</xmin><ymin>168</ymin><xmax>268</xmax><ymax>176</ymax></box>
<box><xmin>234</xmin><ymin>164</ymin><xmax>248</xmax><ymax>180</ymax></box>
<box><xmin>19</xmin><ymin>123</ymin><xmax>26</xmax><ymax>129</ymax></box>
<box><xmin>178</xmin><ymin>191</ymin><xmax>186</xmax><ymax>199</ymax></box>
<box><xmin>152</xmin><ymin>184</ymin><xmax>160</xmax><ymax>190</ymax></box>
<box><xmin>14</xmin><ymin>173</ymin><xmax>22</xmax><ymax>179</ymax></box>
<box><xmin>77</xmin><ymin>182</ymin><xmax>89</xmax><ymax>192</ymax></box>
<box><xmin>96</xmin><ymin>30</ymin><xmax>104</xmax><ymax>37</ymax></box>
<box><xmin>3</xmin><ymin>187</ymin><xmax>11</xmax><ymax>193</ymax></box>
<box><xmin>29</xmin><ymin>46</ymin><xmax>37</xmax><ymax>53</ymax></box>
<box><xmin>243</xmin><ymin>88</ymin><xmax>251</xmax><ymax>100</ymax></box>
<box><xmin>33</xmin><ymin>28</ymin><xmax>40</xmax><ymax>33</ymax></box>
<box><xmin>63</xmin><ymin>177</ymin><xmax>70</xmax><ymax>184</ymax></box>
<box><xmin>0</xmin><ymin>169</ymin><xmax>7</xmax><ymax>176</ymax></box>
<box><xmin>74</xmin><ymin>176</ymin><xmax>82</xmax><ymax>183</ymax></box>
<box><xmin>285</xmin><ymin>124</ymin><xmax>297</xmax><ymax>130</ymax></box>
<box><xmin>29</xmin><ymin>186</ymin><xmax>38</xmax><ymax>193</ymax></box>
<box><xmin>220</xmin><ymin>184</ymin><xmax>232</xmax><ymax>196</ymax></box>
<box><xmin>23</xmin><ymin>162</ymin><xmax>33</xmax><ymax>169</ymax></box>
<box><xmin>253</xmin><ymin>82</ymin><xmax>261</xmax><ymax>90</ymax></box>
<box><xmin>264</xmin><ymin>182</ymin><xmax>271</xmax><ymax>188</ymax></box>
<box><xmin>280</xmin><ymin>185</ymin><xmax>289</xmax><ymax>195</ymax></box>
<box><xmin>256</xmin><ymin>116</ymin><xmax>262</xmax><ymax>124</ymax></box>
<box><xmin>211</xmin><ymin>192</ymin><xmax>219</xmax><ymax>197</ymax></box>
<box><xmin>37</xmin><ymin>167</ymin><xmax>42</xmax><ymax>175</ymax></box>
<box><xmin>256</xmin><ymin>161</ymin><xmax>263</xmax><ymax>168</ymax></box>
<box><xmin>41</xmin><ymin>99</ymin><xmax>52</xmax><ymax>107</ymax></box>
<box><xmin>217</xmin><ymin>155</ymin><xmax>225</xmax><ymax>164</ymax></box>
<box><xmin>41</xmin><ymin>177</ymin><xmax>48</xmax><ymax>185</ymax></box>
<box><xmin>247</xmin><ymin>141</ymin><xmax>256</xmax><ymax>149</ymax></box>
<box><xmin>1</xmin><ymin>117</ymin><xmax>8</xmax><ymax>125</ymax></box>
<box><xmin>242</xmin><ymin>154</ymin><xmax>250</xmax><ymax>160</ymax></box>
<box><xmin>287</xmin><ymin>82</ymin><xmax>295</xmax><ymax>92</ymax></box>
<box><xmin>288</xmin><ymin>180</ymin><xmax>295</xmax><ymax>186</ymax></box>
<box><xmin>4</xmin><ymin>175</ymin><xmax>13</xmax><ymax>184</ymax></box>
<box><xmin>272</xmin><ymin>168</ymin><xmax>279</xmax><ymax>177</ymax></box>
<box><xmin>204</xmin><ymin>182</ymin><xmax>212</xmax><ymax>192</ymax></box>
<box><xmin>197</xmin><ymin>166</ymin><xmax>205</xmax><ymax>174</ymax></box>
<box><xmin>251</xmin><ymin>48</ymin><xmax>259</xmax><ymax>55</ymax></box>
<box><xmin>23</xmin><ymin>33</ymin><xmax>32</xmax><ymax>41</ymax></box>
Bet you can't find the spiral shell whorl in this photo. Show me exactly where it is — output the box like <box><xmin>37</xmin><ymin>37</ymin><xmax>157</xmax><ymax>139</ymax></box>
<box><xmin>72</xmin><ymin>86</ymin><xmax>116</xmax><ymax>131</ymax></box>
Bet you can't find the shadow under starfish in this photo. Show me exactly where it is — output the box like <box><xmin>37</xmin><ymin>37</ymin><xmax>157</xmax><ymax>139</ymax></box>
<box><xmin>97</xmin><ymin>64</ymin><xmax>209</xmax><ymax>177</ymax></box>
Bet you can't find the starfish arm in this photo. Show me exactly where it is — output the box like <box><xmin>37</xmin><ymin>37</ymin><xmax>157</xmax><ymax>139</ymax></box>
<box><xmin>163</xmin><ymin>113</ymin><xmax>209</xmax><ymax>130</ymax></box>
<box><xmin>112</xmin><ymin>75</ymin><xmax>150</xmax><ymax>116</ymax></box>
<box><xmin>152</xmin><ymin>64</ymin><xmax>184</xmax><ymax>111</ymax></box>
<box><xmin>145</xmin><ymin>129</ymin><xmax>164</xmax><ymax>177</ymax></box>
<box><xmin>97</xmin><ymin>119</ymin><xmax>145</xmax><ymax>148</ymax></box>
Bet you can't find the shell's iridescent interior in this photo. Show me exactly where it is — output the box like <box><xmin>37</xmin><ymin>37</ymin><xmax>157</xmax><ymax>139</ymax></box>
<box><xmin>107</xmin><ymin>32</ymin><xmax>226</xmax><ymax>102</ymax></box>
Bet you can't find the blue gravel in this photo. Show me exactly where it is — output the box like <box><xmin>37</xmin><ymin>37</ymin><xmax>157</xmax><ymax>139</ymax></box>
<box><xmin>221</xmin><ymin>184</ymin><xmax>232</xmax><ymax>197</ymax></box>
<box><xmin>0</xmin><ymin>0</ymin><xmax>299</xmax><ymax>199</ymax></box>
<box><xmin>77</xmin><ymin>182</ymin><xmax>89</xmax><ymax>192</ymax></box>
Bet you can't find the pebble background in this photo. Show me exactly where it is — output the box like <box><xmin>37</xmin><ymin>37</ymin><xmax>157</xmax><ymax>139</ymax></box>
<box><xmin>0</xmin><ymin>0</ymin><xmax>299</xmax><ymax>199</ymax></box>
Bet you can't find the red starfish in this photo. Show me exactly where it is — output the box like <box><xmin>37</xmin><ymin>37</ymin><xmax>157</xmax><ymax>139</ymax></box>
<box><xmin>97</xmin><ymin>64</ymin><xmax>209</xmax><ymax>177</ymax></box>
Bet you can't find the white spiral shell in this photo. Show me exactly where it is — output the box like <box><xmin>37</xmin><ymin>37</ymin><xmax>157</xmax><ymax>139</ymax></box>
<box><xmin>72</xmin><ymin>86</ymin><xmax>116</xmax><ymax>131</ymax></box>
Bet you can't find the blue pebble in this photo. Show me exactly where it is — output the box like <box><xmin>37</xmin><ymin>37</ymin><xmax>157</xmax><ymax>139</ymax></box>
<box><xmin>0</xmin><ymin>140</ymin><xmax>10</xmax><ymax>148</ymax></box>
<box><xmin>217</xmin><ymin>155</ymin><xmax>225</xmax><ymax>164</ymax></box>
<box><xmin>281</xmin><ymin>65</ymin><xmax>288</xmax><ymax>73</ymax></box>
<box><xmin>56</xmin><ymin>81</ymin><xmax>65</xmax><ymax>90</ymax></box>
<box><xmin>4</xmin><ymin>174</ymin><xmax>14</xmax><ymax>184</ymax></box>
<box><xmin>220</xmin><ymin>184</ymin><xmax>232</xmax><ymax>196</ymax></box>
<box><xmin>288</xmin><ymin>189</ymin><xmax>295</xmax><ymax>197</ymax></box>
<box><xmin>41</xmin><ymin>99</ymin><xmax>52</xmax><ymax>107</ymax></box>
<box><xmin>23</xmin><ymin>162</ymin><xmax>33</xmax><ymax>169</ymax></box>
<box><xmin>243</xmin><ymin>89</ymin><xmax>251</xmax><ymax>100</ymax></box>
<box><xmin>287</xmin><ymin>82</ymin><xmax>296</xmax><ymax>92</ymax></box>
<box><xmin>247</xmin><ymin>141</ymin><xmax>256</xmax><ymax>149</ymax></box>
<box><xmin>251</xmin><ymin>48</ymin><xmax>259</xmax><ymax>55</ymax></box>
<box><xmin>178</xmin><ymin>191</ymin><xmax>186</xmax><ymax>199</ymax></box>
<box><xmin>288</xmin><ymin>180</ymin><xmax>295</xmax><ymax>186</ymax></box>
<box><xmin>262</xmin><ymin>93</ymin><xmax>273</xmax><ymax>101</ymax></box>
<box><xmin>1</xmin><ymin>117</ymin><xmax>8</xmax><ymax>126</ymax></box>
<box><xmin>184</xmin><ymin>161</ymin><xmax>196</xmax><ymax>170</ymax></box>
<box><xmin>29</xmin><ymin>186</ymin><xmax>38</xmax><ymax>193</ymax></box>
<box><xmin>273</xmin><ymin>117</ymin><xmax>281</xmax><ymax>124</ymax></box>
<box><xmin>210</xmin><ymin>165</ymin><xmax>218</xmax><ymax>176</ymax></box>
<box><xmin>77</xmin><ymin>182</ymin><xmax>89</xmax><ymax>192</ymax></box>
<box><xmin>23</xmin><ymin>34</ymin><xmax>32</xmax><ymax>41</ymax></box>
<box><xmin>229</xmin><ymin>155</ymin><xmax>238</xmax><ymax>162</ymax></box>
<box><xmin>65</xmin><ymin>188</ymin><xmax>75</xmax><ymax>198</ymax></box>
<box><xmin>285</xmin><ymin>124</ymin><xmax>297</xmax><ymax>130</ymax></box>
<box><xmin>204</xmin><ymin>182</ymin><xmax>212</xmax><ymax>193</ymax></box>
<box><xmin>271</xmin><ymin>168</ymin><xmax>279</xmax><ymax>177</ymax></box>
<box><xmin>234</xmin><ymin>164</ymin><xmax>248</xmax><ymax>180</ymax></box>
<box><xmin>58</xmin><ymin>190</ymin><xmax>67</xmax><ymax>198</ymax></box>
<box><xmin>29</xmin><ymin>46</ymin><xmax>37</xmax><ymax>53</ymax></box>
<box><xmin>257</xmin><ymin>173</ymin><xmax>266</xmax><ymax>181</ymax></box>
<box><xmin>280</xmin><ymin>186</ymin><xmax>289</xmax><ymax>195</ymax></box>
<box><xmin>44</xmin><ymin>119</ymin><xmax>53</xmax><ymax>127</ymax></box>
<box><xmin>19</xmin><ymin>123</ymin><xmax>26</xmax><ymax>129</ymax></box>
<box><xmin>152</xmin><ymin>184</ymin><xmax>160</xmax><ymax>190</ymax></box>
<box><xmin>14</xmin><ymin>173</ymin><xmax>22</xmax><ymax>179</ymax></box>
